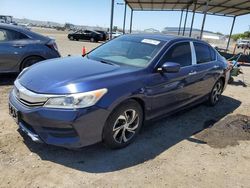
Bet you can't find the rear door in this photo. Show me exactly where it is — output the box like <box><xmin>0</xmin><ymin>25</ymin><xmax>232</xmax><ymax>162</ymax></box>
<box><xmin>0</xmin><ymin>28</ymin><xmax>29</xmax><ymax>72</ymax></box>
<box><xmin>148</xmin><ymin>41</ymin><xmax>201</xmax><ymax>118</ymax></box>
<box><xmin>192</xmin><ymin>42</ymin><xmax>220</xmax><ymax>97</ymax></box>
<box><xmin>83</xmin><ymin>30</ymin><xmax>91</xmax><ymax>40</ymax></box>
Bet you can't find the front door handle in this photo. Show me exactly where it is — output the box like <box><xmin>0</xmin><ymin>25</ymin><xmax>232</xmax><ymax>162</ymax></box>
<box><xmin>213</xmin><ymin>65</ymin><xmax>219</xmax><ymax>69</ymax></box>
<box><xmin>188</xmin><ymin>71</ymin><xmax>197</xmax><ymax>75</ymax></box>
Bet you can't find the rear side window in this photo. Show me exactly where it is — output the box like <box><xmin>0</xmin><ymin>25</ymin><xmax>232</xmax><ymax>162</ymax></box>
<box><xmin>0</xmin><ymin>29</ymin><xmax>8</xmax><ymax>41</ymax></box>
<box><xmin>7</xmin><ymin>29</ymin><xmax>28</xmax><ymax>40</ymax></box>
<box><xmin>0</xmin><ymin>29</ymin><xmax>28</xmax><ymax>41</ymax></box>
<box><xmin>161</xmin><ymin>42</ymin><xmax>192</xmax><ymax>67</ymax></box>
<box><xmin>194</xmin><ymin>42</ymin><xmax>215</xmax><ymax>64</ymax></box>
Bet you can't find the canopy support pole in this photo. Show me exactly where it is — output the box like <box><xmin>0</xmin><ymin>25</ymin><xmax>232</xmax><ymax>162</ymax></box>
<box><xmin>129</xmin><ymin>9</ymin><xmax>133</xmax><ymax>33</ymax></box>
<box><xmin>226</xmin><ymin>16</ymin><xmax>236</xmax><ymax>51</ymax></box>
<box><xmin>182</xmin><ymin>7</ymin><xmax>189</xmax><ymax>36</ymax></box>
<box><xmin>189</xmin><ymin>1</ymin><xmax>197</xmax><ymax>37</ymax></box>
<box><xmin>109</xmin><ymin>0</ymin><xmax>115</xmax><ymax>39</ymax></box>
<box><xmin>178</xmin><ymin>10</ymin><xmax>183</xmax><ymax>35</ymax></box>
<box><xmin>200</xmin><ymin>0</ymin><xmax>208</xmax><ymax>39</ymax></box>
<box><xmin>123</xmin><ymin>2</ymin><xmax>127</xmax><ymax>34</ymax></box>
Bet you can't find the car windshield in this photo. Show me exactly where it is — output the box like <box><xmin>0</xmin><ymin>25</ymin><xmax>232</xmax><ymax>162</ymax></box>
<box><xmin>87</xmin><ymin>36</ymin><xmax>164</xmax><ymax>67</ymax></box>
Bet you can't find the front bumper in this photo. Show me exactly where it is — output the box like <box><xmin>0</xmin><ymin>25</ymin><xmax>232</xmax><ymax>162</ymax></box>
<box><xmin>9</xmin><ymin>90</ymin><xmax>110</xmax><ymax>149</ymax></box>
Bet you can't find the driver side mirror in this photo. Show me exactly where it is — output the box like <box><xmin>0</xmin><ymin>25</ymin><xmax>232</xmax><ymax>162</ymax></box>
<box><xmin>157</xmin><ymin>62</ymin><xmax>181</xmax><ymax>73</ymax></box>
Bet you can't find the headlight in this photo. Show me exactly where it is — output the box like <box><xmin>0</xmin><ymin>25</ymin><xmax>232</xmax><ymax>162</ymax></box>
<box><xmin>44</xmin><ymin>88</ymin><xmax>107</xmax><ymax>109</ymax></box>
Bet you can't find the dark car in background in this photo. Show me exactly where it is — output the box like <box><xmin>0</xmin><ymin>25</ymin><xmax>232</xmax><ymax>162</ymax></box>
<box><xmin>68</xmin><ymin>30</ymin><xmax>102</xmax><ymax>42</ymax></box>
<box><xmin>0</xmin><ymin>23</ymin><xmax>60</xmax><ymax>73</ymax></box>
<box><xmin>95</xmin><ymin>30</ymin><xmax>108</xmax><ymax>41</ymax></box>
<box><xmin>9</xmin><ymin>34</ymin><xmax>229</xmax><ymax>149</ymax></box>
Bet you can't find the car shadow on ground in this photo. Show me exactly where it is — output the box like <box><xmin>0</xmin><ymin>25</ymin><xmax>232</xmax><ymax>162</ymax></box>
<box><xmin>22</xmin><ymin>95</ymin><xmax>241</xmax><ymax>173</ymax></box>
<box><xmin>229</xmin><ymin>80</ymin><xmax>248</xmax><ymax>87</ymax></box>
<box><xmin>0</xmin><ymin>73</ymin><xmax>18</xmax><ymax>86</ymax></box>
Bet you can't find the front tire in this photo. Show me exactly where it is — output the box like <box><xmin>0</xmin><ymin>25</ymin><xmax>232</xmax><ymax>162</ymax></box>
<box><xmin>208</xmin><ymin>79</ymin><xmax>223</xmax><ymax>106</ymax></box>
<box><xmin>103</xmin><ymin>100</ymin><xmax>143</xmax><ymax>149</ymax></box>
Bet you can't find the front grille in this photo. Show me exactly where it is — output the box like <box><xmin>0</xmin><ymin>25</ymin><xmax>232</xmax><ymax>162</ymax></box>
<box><xmin>19</xmin><ymin>98</ymin><xmax>45</xmax><ymax>107</ymax></box>
<box><xmin>13</xmin><ymin>87</ymin><xmax>46</xmax><ymax>107</ymax></box>
<box><xmin>13</xmin><ymin>80</ymin><xmax>49</xmax><ymax>108</ymax></box>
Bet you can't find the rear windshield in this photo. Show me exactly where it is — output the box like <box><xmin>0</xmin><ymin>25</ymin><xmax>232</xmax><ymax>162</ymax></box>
<box><xmin>88</xmin><ymin>36</ymin><xmax>165</xmax><ymax>67</ymax></box>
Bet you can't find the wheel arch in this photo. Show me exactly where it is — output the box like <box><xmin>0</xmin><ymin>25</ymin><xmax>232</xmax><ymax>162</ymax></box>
<box><xmin>218</xmin><ymin>76</ymin><xmax>226</xmax><ymax>90</ymax></box>
<box><xmin>108</xmin><ymin>95</ymin><xmax>146</xmax><ymax>119</ymax></box>
<box><xmin>19</xmin><ymin>55</ymin><xmax>45</xmax><ymax>72</ymax></box>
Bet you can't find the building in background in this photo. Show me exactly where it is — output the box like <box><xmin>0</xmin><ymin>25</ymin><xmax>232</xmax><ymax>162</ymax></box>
<box><xmin>143</xmin><ymin>28</ymin><xmax>160</xmax><ymax>33</ymax></box>
<box><xmin>162</xmin><ymin>27</ymin><xmax>228</xmax><ymax>48</ymax></box>
<box><xmin>162</xmin><ymin>27</ymin><xmax>226</xmax><ymax>40</ymax></box>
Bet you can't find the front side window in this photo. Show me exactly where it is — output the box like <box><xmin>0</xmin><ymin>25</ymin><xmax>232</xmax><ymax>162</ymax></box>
<box><xmin>160</xmin><ymin>42</ymin><xmax>192</xmax><ymax>67</ymax></box>
<box><xmin>88</xmin><ymin>37</ymin><xmax>164</xmax><ymax>67</ymax></box>
<box><xmin>194</xmin><ymin>42</ymin><xmax>215</xmax><ymax>64</ymax></box>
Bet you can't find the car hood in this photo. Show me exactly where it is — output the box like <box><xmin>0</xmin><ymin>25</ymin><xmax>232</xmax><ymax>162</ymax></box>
<box><xmin>18</xmin><ymin>56</ymin><xmax>136</xmax><ymax>94</ymax></box>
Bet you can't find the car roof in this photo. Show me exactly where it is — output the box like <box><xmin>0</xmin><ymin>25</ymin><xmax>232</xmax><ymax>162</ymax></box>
<box><xmin>123</xmin><ymin>33</ymin><xmax>202</xmax><ymax>43</ymax></box>
<box><xmin>0</xmin><ymin>23</ymin><xmax>50</xmax><ymax>41</ymax></box>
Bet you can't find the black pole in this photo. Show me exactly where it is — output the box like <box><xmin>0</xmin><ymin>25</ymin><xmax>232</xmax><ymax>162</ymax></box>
<box><xmin>109</xmin><ymin>0</ymin><xmax>115</xmax><ymax>39</ymax></box>
<box><xmin>182</xmin><ymin>7</ymin><xmax>189</xmax><ymax>36</ymax></box>
<box><xmin>130</xmin><ymin>9</ymin><xmax>133</xmax><ymax>33</ymax></box>
<box><xmin>178</xmin><ymin>10</ymin><xmax>183</xmax><ymax>35</ymax></box>
<box><xmin>123</xmin><ymin>3</ymin><xmax>127</xmax><ymax>34</ymax></box>
<box><xmin>200</xmin><ymin>1</ymin><xmax>208</xmax><ymax>39</ymax></box>
<box><xmin>226</xmin><ymin>16</ymin><xmax>236</xmax><ymax>51</ymax></box>
<box><xmin>189</xmin><ymin>2</ymin><xmax>197</xmax><ymax>37</ymax></box>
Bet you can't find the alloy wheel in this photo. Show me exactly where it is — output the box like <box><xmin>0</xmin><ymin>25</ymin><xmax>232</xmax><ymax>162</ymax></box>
<box><xmin>112</xmin><ymin>109</ymin><xmax>139</xmax><ymax>143</ymax></box>
<box><xmin>212</xmin><ymin>81</ymin><xmax>222</xmax><ymax>104</ymax></box>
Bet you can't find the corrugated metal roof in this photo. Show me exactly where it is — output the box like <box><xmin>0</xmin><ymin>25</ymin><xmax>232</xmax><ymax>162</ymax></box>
<box><xmin>125</xmin><ymin>0</ymin><xmax>250</xmax><ymax>17</ymax></box>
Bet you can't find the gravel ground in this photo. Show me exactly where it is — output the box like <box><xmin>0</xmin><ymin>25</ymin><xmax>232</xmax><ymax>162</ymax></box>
<box><xmin>0</xmin><ymin>28</ymin><xmax>250</xmax><ymax>188</ymax></box>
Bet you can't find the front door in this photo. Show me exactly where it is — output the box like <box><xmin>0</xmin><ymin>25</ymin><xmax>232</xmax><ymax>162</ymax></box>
<box><xmin>146</xmin><ymin>41</ymin><xmax>200</xmax><ymax>118</ymax></box>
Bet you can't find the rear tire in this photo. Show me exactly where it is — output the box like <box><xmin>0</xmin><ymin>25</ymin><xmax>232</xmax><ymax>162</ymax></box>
<box><xmin>208</xmin><ymin>79</ymin><xmax>223</xmax><ymax>106</ymax></box>
<box><xmin>90</xmin><ymin>37</ymin><xmax>95</xmax><ymax>42</ymax></box>
<box><xmin>103</xmin><ymin>100</ymin><xmax>143</xmax><ymax>149</ymax></box>
<box><xmin>21</xmin><ymin>56</ymin><xmax>44</xmax><ymax>71</ymax></box>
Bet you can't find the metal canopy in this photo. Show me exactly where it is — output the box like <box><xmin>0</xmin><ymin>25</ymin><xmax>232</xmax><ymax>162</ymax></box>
<box><xmin>124</xmin><ymin>0</ymin><xmax>250</xmax><ymax>17</ymax></box>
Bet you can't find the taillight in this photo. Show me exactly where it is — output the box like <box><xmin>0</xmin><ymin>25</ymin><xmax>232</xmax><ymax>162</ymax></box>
<box><xmin>46</xmin><ymin>40</ymin><xmax>58</xmax><ymax>51</ymax></box>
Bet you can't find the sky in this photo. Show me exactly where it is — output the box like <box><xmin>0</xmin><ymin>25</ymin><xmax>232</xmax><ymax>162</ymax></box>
<box><xmin>1</xmin><ymin>0</ymin><xmax>250</xmax><ymax>34</ymax></box>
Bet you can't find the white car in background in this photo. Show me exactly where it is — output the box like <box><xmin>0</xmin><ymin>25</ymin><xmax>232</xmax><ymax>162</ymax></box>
<box><xmin>108</xmin><ymin>32</ymin><xmax>122</xmax><ymax>39</ymax></box>
<box><xmin>237</xmin><ymin>39</ymin><xmax>250</xmax><ymax>49</ymax></box>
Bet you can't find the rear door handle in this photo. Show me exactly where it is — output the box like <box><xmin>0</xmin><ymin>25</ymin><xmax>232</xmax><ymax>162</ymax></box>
<box><xmin>213</xmin><ymin>65</ymin><xmax>219</xmax><ymax>69</ymax></box>
<box><xmin>188</xmin><ymin>71</ymin><xmax>197</xmax><ymax>75</ymax></box>
<box><xmin>13</xmin><ymin>44</ymin><xmax>25</xmax><ymax>48</ymax></box>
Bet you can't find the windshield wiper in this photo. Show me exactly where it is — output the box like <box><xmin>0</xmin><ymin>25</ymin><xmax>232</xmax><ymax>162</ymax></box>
<box><xmin>86</xmin><ymin>55</ymin><xmax>115</xmax><ymax>66</ymax></box>
<box><xmin>99</xmin><ymin>60</ymin><xmax>115</xmax><ymax>66</ymax></box>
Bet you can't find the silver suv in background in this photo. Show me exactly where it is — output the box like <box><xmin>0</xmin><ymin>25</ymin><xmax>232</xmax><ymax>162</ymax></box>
<box><xmin>236</xmin><ymin>39</ymin><xmax>250</xmax><ymax>49</ymax></box>
<box><xmin>0</xmin><ymin>23</ymin><xmax>60</xmax><ymax>73</ymax></box>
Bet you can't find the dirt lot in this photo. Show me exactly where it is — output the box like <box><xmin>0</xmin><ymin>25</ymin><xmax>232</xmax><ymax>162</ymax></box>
<box><xmin>0</xmin><ymin>28</ymin><xmax>250</xmax><ymax>188</ymax></box>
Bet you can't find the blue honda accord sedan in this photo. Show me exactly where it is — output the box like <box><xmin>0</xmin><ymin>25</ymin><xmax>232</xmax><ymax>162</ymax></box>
<box><xmin>9</xmin><ymin>34</ymin><xmax>229</xmax><ymax>149</ymax></box>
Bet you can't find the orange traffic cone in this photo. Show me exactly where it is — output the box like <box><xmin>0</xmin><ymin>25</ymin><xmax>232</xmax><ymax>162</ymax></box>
<box><xmin>82</xmin><ymin>46</ymin><xmax>86</xmax><ymax>56</ymax></box>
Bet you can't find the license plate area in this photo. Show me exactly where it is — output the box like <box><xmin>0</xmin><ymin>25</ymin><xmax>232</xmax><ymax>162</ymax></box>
<box><xmin>9</xmin><ymin>103</ymin><xmax>19</xmax><ymax>124</ymax></box>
